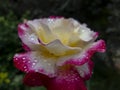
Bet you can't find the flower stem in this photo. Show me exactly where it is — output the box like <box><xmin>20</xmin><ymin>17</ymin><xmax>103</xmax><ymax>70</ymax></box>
<box><xmin>87</xmin><ymin>80</ymin><xmax>90</xmax><ymax>90</ymax></box>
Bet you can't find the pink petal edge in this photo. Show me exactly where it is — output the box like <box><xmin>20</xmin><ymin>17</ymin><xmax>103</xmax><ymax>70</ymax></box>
<box><xmin>64</xmin><ymin>40</ymin><xmax>106</xmax><ymax>65</ymax></box>
<box><xmin>13</xmin><ymin>52</ymin><xmax>34</xmax><ymax>73</ymax></box>
<box><xmin>49</xmin><ymin>16</ymin><xmax>63</xmax><ymax>19</ymax></box>
<box><xmin>22</xmin><ymin>43</ymin><xmax>31</xmax><ymax>51</ymax></box>
<box><xmin>18</xmin><ymin>23</ymin><xmax>29</xmax><ymax>36</ymax></box>
<box><xmin>13</xmin><ymin>52</ymin><xmax>56</xmax><ymax>77</ymax></box>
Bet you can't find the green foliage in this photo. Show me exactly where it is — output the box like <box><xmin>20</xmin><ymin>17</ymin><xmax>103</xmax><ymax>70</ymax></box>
<box><xmin>0</xmin><ymin>11</ymin><xmax>22</xmax><ymax>90</ymax></box>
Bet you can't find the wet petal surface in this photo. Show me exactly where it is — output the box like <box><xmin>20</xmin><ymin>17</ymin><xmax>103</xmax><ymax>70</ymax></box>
<box><xmin>14</xmin><ymin>52</ymin><xmax>57</xmax><ymax>77</ymax></box>
<box><xmin>46</xmin><ymin>69</ymin><xmax>87</xmax><ymax>90</ymax></box>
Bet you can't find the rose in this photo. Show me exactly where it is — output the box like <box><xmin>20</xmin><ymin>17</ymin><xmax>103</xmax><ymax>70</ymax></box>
<box><xmin>13</xmin><ymin>16</ymin><xmax>106</xmax><ymax>90</ymax></box>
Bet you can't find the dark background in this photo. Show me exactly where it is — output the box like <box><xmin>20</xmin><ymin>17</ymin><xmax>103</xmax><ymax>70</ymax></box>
<box><xmin>0</xmin><ymin>0</ymin><xmax>120</xmax><ymax>90</ymax></box>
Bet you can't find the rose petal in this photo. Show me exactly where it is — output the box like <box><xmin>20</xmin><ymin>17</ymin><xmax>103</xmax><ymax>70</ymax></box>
<box><xmin>49</xmin><ymin>18</ymin><xmax>73</xmax><ymax>44</ymax></box>
<box><xmin>27</xmin><ymin>20</ymin><xmax>57</xmax><ymax>44</ymax></box>
<box><xmin>22</xmin><ymin>43</ymin><xmax>31</xmax><ymax>51</ymax></box>
<box><xmin>78</xmin><ymin>24</ymin><xmax>97</xmax><ymax>42</ymax></box>
<box><xmin>23</xmin><ymin>71</ymin><xmax>50</xmax><ymax>86</ymax></box>
<box><xmin>18</xmin><ymin>23</ymin><xmax>40</xmax><ymax>50</ymax></box>
<box><xmin>18</xmin><ymin>23</ymin><xmax>28</xmax><ymax>36</ymax></box>
<box><xmin>57</xmin><ymin>40</ymin><xmax>106</xmax><ymax>66</ymax></box>
<box><xmin>76</xmin><ymin>60</ymin><xmax>94</xmax><ymax>80</ymax></box>
<box><xmin>39</xmin><ymin>18</ymin><xmax>77</xmax><ymax>45</ymax></box>
<box><xmin>13</xmin><ymin>51</ymin><xmax>56</xmax><ymax>77</ymax></box>
<box><xmin>45</xmin><ymin>39</ymin><xmax>81</xmax><ymax>56</ymax></box>
<box><xmin>46</xmin><ymin>69</ymin><xmax>87</xmax><ymax>90</ymax></box>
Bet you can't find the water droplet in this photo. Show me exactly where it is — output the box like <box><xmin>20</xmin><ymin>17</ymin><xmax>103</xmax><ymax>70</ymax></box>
<box><xmin>31</xmin><ymin>63</ymin><xmax>36</xmax><ymax>67</ymax></box>
<box><xmin>24</xmin><ymin>66</ymin><xmax>27</xmax><ymax>69</ymax></box>
<box><xmin>75</xmin><ymin>78</ymin><xmax>78</xmax><ymax>80</ymax></box>
<box><xmin>81</xmin><ymin>29</ymin><xmax>85</xmax><ymax>33</ymax></box>
<box><xmin>86</xmin><ymin>56</ymin><xmax>89</xmax><ymax>59</ymax></box>
<box><xmin>48</xmin><ymin>63</ymin><xmax>51</xmax><ymax>66</ymax></box>
<box><xmin>28</xmin><ymin>61</ymin><xmax>31</xmax><ymax>63</ymax></box>
<box><xmin>33</xmin><ymin>63</ymin><xmax>36</xmax><ymax>65</ymax></box>
<box><xmin>22</xmin><ymin>57</ymin><xmax>26</xmax><ymax>60</ymax></box>
<box><xmin>48</xmin><ymin>19</ymin><xmax>54</xmax><ymax>23</ymax></box>
<box><xmin>34</xmin><ymin>60</ymin><xmax>37</xmax><ymax>62</ymax></box>
<box><xmin>24</xmin><ymin>69</ymin><xmax>28</xmax><ymax>72</ymax></box>
<box><xmin>23</xmin><ymin>60</ymin><xmax>26</xmax><ymax>63</ymax></box>
<box><xmin>35</xmin><ymin>69</ymin><xmax>38</xmax><ymax>72</ymax></box>
<box><xmin>83</xmin><ymin>54</ymin><xmax>86</xmax><ymax>57</ymax></box>
<box><xmin>29</xmin><ymin>34</ymin><xmax>37</xmax><ymax>43</ymax></box>
<box><xmin>15</xmin><ymin>58</ymin><xmax>18</xmax><ymax>61</ymax></box>
<box><xmin>44</xmin><ymin>60</ymin><xmax>47</xmax><ymax>62</ymax></box>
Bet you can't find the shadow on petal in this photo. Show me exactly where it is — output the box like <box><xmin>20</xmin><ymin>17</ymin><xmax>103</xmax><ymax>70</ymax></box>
<box><xmin>23</xmin><ymin>71</ymin><xmax>50</xmax><ymax>87</ymax></box>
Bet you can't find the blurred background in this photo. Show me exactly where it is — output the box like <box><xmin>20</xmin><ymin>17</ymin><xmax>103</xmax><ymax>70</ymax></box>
<box><xmin>0</xmin><ymin>0</ymin><xmax>120</xmax><ymax>90</ymax></box>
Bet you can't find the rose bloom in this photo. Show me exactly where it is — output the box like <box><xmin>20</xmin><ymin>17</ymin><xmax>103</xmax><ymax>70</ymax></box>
<box><xmin>13</xmin><ymin>16</ymin><xmax>106</xmax><ymax>90</ymax></box>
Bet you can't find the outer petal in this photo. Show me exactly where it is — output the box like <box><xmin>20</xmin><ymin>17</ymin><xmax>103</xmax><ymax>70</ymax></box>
<box><xmin>23</xmin><ymin>71</ymin><xmax>50</xmax><ymax>86</ymax></box>
<box><xmin>76</xmin><ymin>60</ymin><xmax>94</xmax><ymax>80</ymax></box>
<box><xmin>49</xmin><ymin>16</ymin><xmax>63</xmax><ymax>19</ymax></box>
<box><xmin>18</xmin><ymin>23</ymin><xmax>40</xmax><ymax>50</ymax></box>
<box><xmin>68</xmin><ymin>31</ymin><xmax>98</xmax><ymax>50</ymax></box>
<box><xmin>57</xmin><ymin>40</ymin><xmax>106</xmax><ymax>66</ymax></box>
<box><xmin>46</xmin><ymin>69</ymin><xmax>87</xmax><ymax>90</ymax></box>
<box><xmin>77</xmin><ymin>24</ymin><xmax>98</xmax><ymax>42</ymax></box>
<box><xmin>13</xmin><ymin>52</ymin><xmax>56</xmax><ymax>77</ymax></box>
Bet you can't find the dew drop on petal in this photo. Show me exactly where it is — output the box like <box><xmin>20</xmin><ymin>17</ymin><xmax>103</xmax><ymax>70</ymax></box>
<box><xmin>81</xmin><ymin>30</ymin><xmax>85</xmax><ymax>33</ymax></box>
<box><xmin>34</xmin><ymin>60</ymin><xmax>37</xmax><ymax>63</ymax></box>
<box><xmin>14</xmin><ymin>57</ymin><xmax>18</xmax><ymax>61</ymax></box>
<box><xmin>23</xmin><ymin>60</ymin><xmax>26</xmax><ymax>63</ymax></box>
<box><xmin>44</xmin><ymin>60</ymin><xmax>47</xmax><ymax>62</ymax></box>
<box><xmin>75</xmin><ymin>77</ymin><xmax>78</xmax><ymax>81</ymax></box>
<box><xmin>24</xmin><ymin>69</ymin><xmax>28</xmax><ymax>72</ymax></box>
<box><xmin>22</xmin><ymin>57</ymin><xmax>26</xmax><ymax>60</ymax></box>
<box><xmin>35</xmin><ymin>69</ymin><xmax>38</xmax><ymax>72</ymax></box>
<box><xmin>28</xmin><ymin>61</ymin><xmax>31</xmax><ymax>63</ymax></box>
<box><xmin>86</xmin><ymin>56</ymin><xmax>89</xmax><ymax>59</ymax></box>
<box><xmin>24</xmin><ymin>66</ymin><xmax>27</xmax><ymax>69</ymax></box>
<box><xmin>31</xmin><ymin>62</ymin><xmax>36</xmax><ymax>67</ymax></box>
<box><xmin>30</xmin><ymin>36</ymin><xmax>35</xmax><ymax>41</ymax></box>
<box><xmin>33</xmin><ymin>63</ymin><xmax>36</xmax><ymax>66</ymax></box>
<box><xmin>48</xmin><ymin>19</ymin><xmax>54</xmax><ymax>23</ymax></box>
<box><xmin>48</xmin><ymin>63</ymin><xmax>51</xmax><ymax>66</ymax></box>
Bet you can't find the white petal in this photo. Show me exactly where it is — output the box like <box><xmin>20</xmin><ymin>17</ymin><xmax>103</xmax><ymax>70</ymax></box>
<box><xmin>30</xmin><ymin>51</ymin><xmax>57</xmax><ymax>77</ymax></box>
<box><xmin>27</xmin><ymin>20</ymin><xmax>57</xmax><ymax>44</ymax></box>
<box><xmin>44</xmin><ymin>18</ymin><xmax>74</xmax><ymax>44</ymax></box>
<box><xmin>18</xmin><ymin>24</ymin><xmax>40</xmax><ymax>50</ymax></box>
<box><xmin>76</xmin><ymin>63</ymin><xmax>89</xmax><ymax>78</ymax></box>
<box><xmin>75</xmin><ymin>60</ymin><xmax>94</xmax><ymax>80</ymax></box>
<box><xmin>15</xmin><ymin>51</ymin><xmax>57</xmax><ymax>77</ymax></box>
<box><xmin>45</xmin><ymin>39</ymin><xmax>81</xmax><ymax>56</ymax></box>
<box><xmin>78</xmin><ymin>24</ymin><xmax>96</xmax><ymax>41</ymax></box>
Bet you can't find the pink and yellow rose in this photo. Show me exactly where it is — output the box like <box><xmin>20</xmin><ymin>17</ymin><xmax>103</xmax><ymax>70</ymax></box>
<box><xmin>13</xmin><ymin>16</ymin><xmax>106</xmax><ymax>90</ymax></box>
